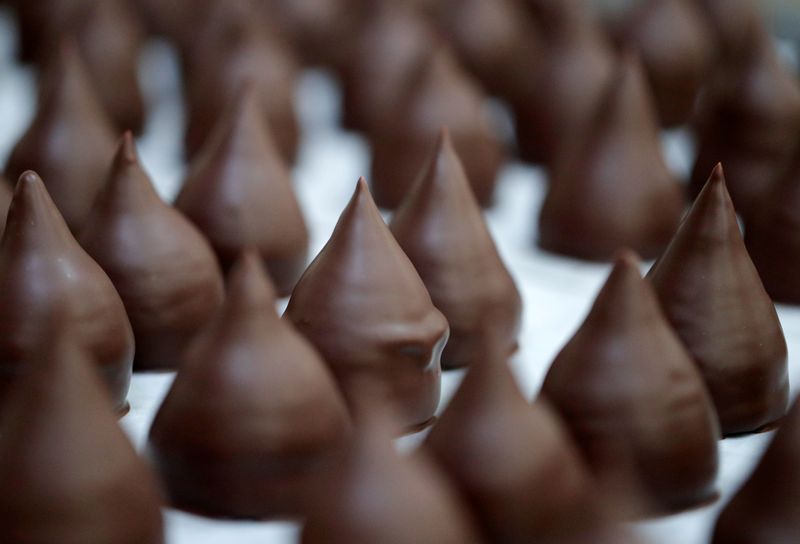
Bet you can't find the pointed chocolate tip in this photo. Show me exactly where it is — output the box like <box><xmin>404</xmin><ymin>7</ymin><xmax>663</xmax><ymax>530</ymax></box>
<box><xmin>17</xmin><ymin>170</ymin><xmax>43</xmax><ymax>192</ymax></box>
<box><xmin>709</xmin><ymin>163</ymin><xmax>726</xmax><ymax>184</ymax></box>
<box><xmin>613</xmin><ymin>248</ymin><xmax>642</xmax><ymax>271</ymax></box>
<box><xmin>227</xmin><ymin>249</ymin><xmax>277</xmax><ymax>307</ymax></box>
<box><xmin>116</xmin><ymin>131</ymin><xmax>139</xmax><ymax>165</ymax></box>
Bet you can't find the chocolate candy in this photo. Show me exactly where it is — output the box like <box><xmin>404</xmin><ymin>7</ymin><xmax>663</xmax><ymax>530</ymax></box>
<box><xmin>541</xmin><ymin>250</ymin><xmax>720</xmax><ymax>516</ymax></box>
<box><xmin>649</xmin><ymin>164</ymin><xmax>789</xmax><ymax>435</ymax></box>
<box><xmin>285</xmin><ymin>179</ymin><xmax>448</xmax><ymax>431</ymax></box>
<box><xmin>148</xmin><ymin>252</ymin><xmax>350</xmax><ymax>518</ymax></box>
<box><xmin>4</xmin><ymin>40</ymin><xmax>117</xmax><ymax>232</ymax></box>
<box><xmin>0</xmin><ymin>333</ymin><xmax>163</xmax><ymax>544</ymax></box>
<box><xmin>0</xmin><ymin>172</ymin><xmax>133</xmax><ymax>412</ymax></box>
<box><xmin>538</xmin><ymin>53</ymin><xmax>684</xmax><ymax>261</ymax></box>
<box><xmin>80</xmin><ymin>133</ymin><xmax>225</xmax><ymax>371</ymax></box>
<box><xmin>176</xmin><ymin>84</ymin><xmax>309</xmax><ymax>295</ymax></box>
<box><xmin>391</xmin><ymin>129</ymin><xmax>521</xmax><ymax>369</ymax></box>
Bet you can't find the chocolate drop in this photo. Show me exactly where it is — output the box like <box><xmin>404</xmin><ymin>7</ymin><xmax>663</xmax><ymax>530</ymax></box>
<box><xmin>616</xmin><ymin>0</ymin><xmax>714</xmax><ymax>127</ymax></box>
<box><xmin>425</xmin><ymin>342</ymin><xmax>602</xmax><ymax>543</ymax></box>
<box><xmin>0</xmin><ymin>334</ymin><xmax>164</xmax><ymax>544</ymax></box>
<box><xmin>79</xmin><ymin>133</ymin><xmax>225</xmax><ymax>371</ymax></box>
<box><xmin>4</xmin><ymin>40</ymin><xmax>117</xmax><ymax>232</ymax></box>
<box><xmin>538</xmin><ymin>53</ymin><xmax>684</xmax><ymax>261</ymax></box>
<box><xmin>285</xmin><ymin>179</ymin><xmax>448</xmax><ymax>431</ymax></box>
<box><xmin>390</xmin><ymin>129</ymin><xmax>522</xmax><ymax>369</ymax></box>
<box><xmin>541</xmin><ymin>250</ymin><xmax>720</xmax><ymax>516</ymax></box>
<box><xmin>514</xmin><ymin>0</ymin><xmax>615</xmax><ymax>165</ymax></box>
<box><xmin>301</xmin><ymin>389</ymin><xmax>481</xmax><ymax>544</ymax></box>
<box><xmin>176</xmin><ymin>84</ymin><xmax>309</xmax><ymax>296</ymax></box>
<box><xmin>0</xmin><ymin>172</ymin><xmax>133</xmax><ymax>412</ymax></box>
<box><xmin>648</xmin><ymin>164</ymin><xmax>788</xmax><ymax>435</ymax></box>
<box><xmin>712</xmin><ymin>398</ymin><xmax>800</xmax><ymax>544</ymax></box>
<box><xmin>689</xmin><ymin>23</ymin><xmax>800</xmax><ymax>220</ymax></box>
<box><xmin>183</xmin><ymin>1</ymin><xmax>300</xmax><ymax>162</ymax></box>
<box><xmin>370</xmin><ymin>49</ymin><xmax>505</xmax><ymax>209</ymax></box>
<box><xmin>147</xmin><ymin>252</ymin><xmax>351</xmax><ymax>519</ymax></box>
<box><xmin>0</xmin><ymin>177</ymin><xmax>10</xmax><ymax>235</ymax></box>
<box><xmin>747</xmin><ymin>152</ymin><xmax>800</xmax><ymax>304</ymax></box>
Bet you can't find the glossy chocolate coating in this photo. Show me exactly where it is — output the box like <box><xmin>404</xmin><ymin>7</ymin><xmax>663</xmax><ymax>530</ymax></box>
<box><xmin>434</xmin><ymin>0</ymin><xmax>541</xmax><ymax>102</ymax></box>
<box><xmin>0</xmin><ymin>172</ymin><xmax>133</xmax><ymax>412</ymax></box>
<box><xmin>4</xmin><ymin>40</ymin><xmax>117</xmax><ymax>233</ymax></box>
<box><xmin>11</xmin><ymin>0</ymin><xmax>145</xmax><ymax>133</ymax></box>
<box><xmin>183</xmin><ymin>1</ymin><xmax>299</xmax><ymax>162</ymax></box>
<box><xmin>340</xmin><ymin>0</ymin><xmax>437</xmax><ymax>134</ymax></box>
<box><xmin>712</xmin><ymin>398</ymin><xmax>800</xmax><ymax>544</ymax></box>
<box><xmin>649</xmin><ymin>165</ymin><xmax>788</xmax><ymax>435</ymax></box>
<box><xmin>514</xmin><ymin>0</ymin><xmax>614</xmax><ymax>165</ymax></box>
<box><xmin>425</xmin><ymin>342</ymin><xmax>602</xmax><ymax>543</ymax></box>
<box><xmin>616</xmin><ymin>0</ymin><xmax>714</xmax><ymax>127</ymax></box>
<box><xmin>148</xmin><ymin>252</ymin><xmax>351</xmax><ymax>519</ymax></box>
<box><xmin>176</xmin><ymin>84</ymin><xmax>309</xmax><ymax>296</ymax></box>
<box><xmin>80</xmin><ymin>134</ymin><xmax>225</xmax><ymax>371</ymax></box>
<box><xmin>285</xmin><ymin>179</ymin><xmax>448</xmax><ymax>431</ymax></box>
<box><xmin>538</xmin><ymin>53</ymin><xmax>684</xmax><ymax>261</ymax></box>
<box><xmin>0</xmin><ymin>177</ymin><xmax>10</xmax><ymax>235</ymax></box>
<box><xmin>370</xmin><ymin>49</ymin><xmax>505</xmax><ymax>209</ymax></box>
<box><xmin>541</xmin><ymin>251</ymin><xmax>720</xmax><ymax>516</ymax></box>
<box><xmin>302</xmin><ymin>391</ymin><xmax>480</xmax><ymax>544</ymax></box>
<box><xmin>0</xmin><ymin>335</ymin><xmax>163</xmax><ymax>544</ymax></box>
<box><xmin>689</xmin><ymin>23</ymin><xmax>800</xmax><ymax>220</ymax></box>
<box><xmin>391</xmin><ymin>129</ymin><xmax>522</xmax><ymax>369</ymax></box>
<box><xmin>747</xmin><ymin>153</ymin><xmax>800</xmax><ymax>304</ymax></box>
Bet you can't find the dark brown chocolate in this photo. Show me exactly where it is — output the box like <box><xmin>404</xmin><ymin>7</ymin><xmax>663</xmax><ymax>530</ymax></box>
<box><xmin>514</xmin><ymin>0</ymin><xmax>614</xmax><ymax>165</ymax></box>
<box><xmin>538</xmin><ymin>52</ymin><xmax>684</xmax><ymax>261</ymax></box>
<box><xmin>434</xmin><ymin>0</ymin><xmax>541</xmax><ymax>102</ymax></box>
<box><xmin>0</xmin><ymin>172</ymin><xmax>133</xmax><ymax>412</ymax></box>
<box><xmin>425</xmin><ymin>341</ymin><xmax>602</xmax><ymax>542</ymax></box>
<box><xmin>615</xmin><ymin>0</ymin><xmax>714</xmax><ymax>127</ymax></box>
<box><xmin>301</xmin><ymin>388</ymin><xmax>480</xmax><ymax>544</ymax></box>
<box><xmin>0</xmin><ymin>177</ymin><xmax>10</xmax><ymax>235</ymax></box>
<box><xmin>747</xmin><ymin>152</ymin><xmax>800</xmax><ymax>304</ymax></box>
<box><xmin>4</xmin><ymin>40</ymin><xmax>117</xmax><ymax>233</ymax></box>
<box><xmin>390</xmin><ymin>129</ymin><xmax>522</xmax><ymax>369</ymax></box>
<box><xmin>0</xmin><ymin>333</ymin><xmax>163</xmax><ymax>544</ymax></box>
<box><xmin>689</xmin><ymin>23</ymin><xmax>800</xmax><ymax>220</ymax></box>
<box><xmin>79</xmin><ymin>133</ymin><xmax>225</xmax><ymax>371</ymax></box>
<box><xmin>285</xmin><ymin>179</ymin><xmax>448</xmax><ymax>431</ymax></box>
<box><xmin>183</xmin><ymin>0</ymin><xmax>300</xmax><ymax>162</ymax></box>
<box><xmin>370</xmin><ymin>49</ymin><xmax>505</xmax><ymax>209</ymax></box>
<box><xmin>541</xmin><ymin>250</ymin><xmax>720</xmax><ymax>516</ymax></box>
<box><xmin>712</xmin><ymin>397</ymin><xmax>800</xmax><ymax>544</ymax></box>
<box><xmin>176</xmin><ymin>84</ymin><xmax>309</xmax><ymax>296</ymax></box>
<box><xmin>648</xmin><ymin>164</ymin><xmax>788</xmax><ymax>435</ymax></box>
<box><xmin>148</xmin><ymin>251</ymin><xmax>351</xmax><ymax>519</ymax></box>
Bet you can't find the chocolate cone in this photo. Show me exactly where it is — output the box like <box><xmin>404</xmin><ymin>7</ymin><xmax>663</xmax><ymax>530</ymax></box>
<box><xmin>390</xmin><ymin>129</ymin><xmax>522</xmax><ymax>369</ymax></box>
<box><xmin>176</xmin><ymin>84</ymin><xmax>309</xmax><ymax>296</ymax></box>
<box><xmin>712</xmin><ymin>398</ymin><xmax>800</xmax><ymax>544</ymax></box>
<box><xmin>0</xmin><ymin>177</ymin><xmax>10</xmax><ymax>235</ymax></box>
<box><xmin>538</xmin><ymin>53</ymin><xmax>684</xmax><ymax>261</ymax></box>
<box><xmin>616</xmin><ymin>0</ymin><xmax>714</xmax><ymax>127</ymax></box>
<box><xmin>147</xmin><ymin>251</ymin><xmax>351</xmax><ymax>519</ymax></box>
<box><xmin>0</xmin><ymin>332</ymin><xmax>163</xmax><ymax>544</ymax></box>
<box><xmin>370</xmin><ymin>49</ymin><xmax>505</xmax><ymax>209</ymax></box>
<box><xmin>689</xmin><ymin>23</ymin><xmax>800</xmax><ymax>220</ymax></box>
<box><xmin>541</xmin><ymin>250</ymin><xmax>720</xmax><ymax>516</ymax></box>
<box><xmin>302</xmin><ymin>388</ymin><xmax>480</xmax><ymax>544</ymax></box>
<box><xmin>0</xmin><ymin>172</ymin><xmax>133</xmax><ymax>412</ymax></box>
<box><xmin>697</xmin><ymin>0</ymin><xmax>762</xmax><ymax>59</ymax></box>
<box><xmin>425</xmin><ymin>342</ymin><xmax>603</xmax><ymax>542</ymax></box>
<box><xmin>80</xmin><ymin>134</ymin><xmax>225</xmax><ymax>371</ymax></box>
<box><xmin>434</xmin><ymin>0</ymin><xmax>541</xmax><ymax>102</ymax></box>
<box><xmin>184</xmin><ymin>1</ymin><xmax>299</xmax><ymax>162</ymax></box>
<box><xmin>747</xmin><ymin>152</ymin><xmax>800</xmax><ymax>304</ymax></box>
<box><xmin>514</xmin><ymin>0</ymin><xmax>615</xmax><ymax>165</ymax></box>
<box><xmin>285</xmin><ymin>179</ymin><xmax>448</xmax><ymax>431</ymax></box>
<box><xmin>648</xmin><ymin>164</ymin><xmax>788</xmax><ymax>435</ymax></box>
<box><xmin>340</xmin><ymin>0</ymin><xmax>436</xmax><ymax>133</ymax></box>
<box><xmin>4</xmin><ymin>40</ymin><xmax>117</xmax><ymax>232</ymax></box>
